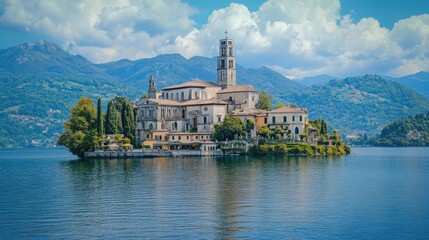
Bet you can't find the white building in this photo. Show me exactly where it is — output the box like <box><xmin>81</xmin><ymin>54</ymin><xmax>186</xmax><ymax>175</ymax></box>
<box><xmin>135</xmin><ymin>35</ymin><xmax>309</xmax><ymax>148</ymax></box>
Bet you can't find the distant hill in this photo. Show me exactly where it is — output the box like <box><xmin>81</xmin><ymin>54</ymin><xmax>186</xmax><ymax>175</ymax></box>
<box><xmin>280</xmin><ymin>75</ymin><xmax>429</xmax><ymax>135</ymax></box>
<box><xmin>299</xmin><ymin>74</ymin><xmax>337</xmax><ymax>86</ymax></box>
<box><xmin>98</xmin><ymin>54</ymin><xmax>305</xmax><ymax>94</ymax></box>
<box><xmin>376</xmin><ymin>112</ymin><xmax>429</xmax><ymax>146</ymax></box>
<box><xmin>0</xmin><ymin>40</ymin><xmax>114</xmax><ymax>81</ymax></box>
<box><xmin>0</xmin><ymin>41</ymin><xmax>139</xmax><ymax>147</ymax></box>
<box><xmin>1</xmin><ymin>41</ymin><xmax>429</xmax><ymax>147</ymax></box>
<box><xmin>392</xmin><ymin>71</ymin><xmax>429</xmax><ymax>99</ymax></box>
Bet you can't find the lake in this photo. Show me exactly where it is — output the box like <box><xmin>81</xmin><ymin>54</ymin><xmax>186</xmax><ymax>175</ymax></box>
<box><xmin>0</xmin><ymin>147</ymin><xmax>428</xmax><ymax>239</ymax></box>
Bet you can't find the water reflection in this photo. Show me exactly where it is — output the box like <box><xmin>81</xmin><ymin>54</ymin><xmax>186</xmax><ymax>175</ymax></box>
<box><xmin>61</xmin><ymin>155</ymin><xmax>344</xmax><ymax>238</ymax></box>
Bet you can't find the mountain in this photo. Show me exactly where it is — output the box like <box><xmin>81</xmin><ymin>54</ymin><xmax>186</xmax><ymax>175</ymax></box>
<box><xmin>0</xmin><ymin>41</ymin><xmax>139</xmax><ymax>147</ymax></box>
<box><xmin>98</xmin><ymin>54</ymin><xmax>305</xmax><ymax>94</ymax></box>
<box><xmin>1</xmin><ymin>41</ymin><xmax>429</xmax><ymax>147</ymax></box>
<box><xmin>392</xmin><ymin>71</ymin><xmax>429</xmax><ymax>99</ymax></box>
<box><xmin>299</xmin><ymin>74</ymin><xmax>337</xmax><ymax>86</ymax></box>
<box><xmin>376</xmin><ymin>112</ymin><xmax>429</xmax><ymax>146</ymax></box>
<box><xmin>280</xmin><ymin>75</ymin><xmax>429</xmax><ymax>135</ymax></box>
<box><xmin>0</xmin><ymin>40</ymin><xmax>114</xmax><ymax>81</ymax></box>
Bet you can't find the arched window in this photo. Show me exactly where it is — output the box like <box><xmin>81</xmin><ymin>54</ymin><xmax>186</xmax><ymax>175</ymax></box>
<box><xmin>295</xmin><ymin>127</ymin><xmax>299</xmax><ymax>134</ymax></box>
<box><xmin>182</xmin><ymin>109</ymin><xmax>185</xmax><ymax>118</ymax></box>
<box><xmin>149</xmin><ymin>123</ymin><xmax>153</xmax><ymax>130</ymax></box>
<box><xmin>181</xmin><ymin>92</ymin><xmax>184</xmax><ymax>100</ymax></box>
<box><xmin>170</xmin><ymin>93</ymin><xmax>173</xmax><ymax>99</ymax></box>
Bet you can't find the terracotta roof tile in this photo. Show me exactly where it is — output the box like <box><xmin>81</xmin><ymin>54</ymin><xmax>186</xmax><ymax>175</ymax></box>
<box><xmin>162</xmin><ymin>80</ymin><xmax>220</xmax><ymax>90</ymax></box>
<box><xmin>217</xmin><ymin>85</ymin><xmax>256</xmax><ymax>94</ymax></box>
<box><xmin>269</xmin><ymin>106</ymin><xmax>307</xmax><ymax>113</ymax></box>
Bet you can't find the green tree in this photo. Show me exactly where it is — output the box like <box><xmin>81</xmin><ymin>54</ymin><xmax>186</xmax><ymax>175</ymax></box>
<box><xmin>257</xmin><ymin>125</ymin><xmax>271</xmax><ymax>139</ymax></box>
<box><xmin>105</xmin><ymin>101</ymin><xmax>120</xmax><ymax>134</ymax></box>
<box><xmin>121</xmin><ymin>100</ymin><xmax>135</xmax><ymax>144</ymax></box>
<box><xmin>256</xmin><ymin>91</ymin><xmax>272</xmax><ymax>111</ymax></box>
<box><xmin>212</xmin><ymin>115</ymin><xmax>246</xmax><ymax>141</ymax></box>
<box><xmin>96</xmin><ymin>98</ymin><xmax>104</xmax><ymax>137</ymax></box>
<box><xmin>58</xmin><ymin>97</ymin><xmax>98</xmax><ymax>158</ymax></box>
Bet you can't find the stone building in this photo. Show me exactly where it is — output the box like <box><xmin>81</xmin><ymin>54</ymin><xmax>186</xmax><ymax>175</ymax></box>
<box><xmin>135</xmin><ymin>35</ymin><xmax>309</xmax><ymax>149</ymax></box>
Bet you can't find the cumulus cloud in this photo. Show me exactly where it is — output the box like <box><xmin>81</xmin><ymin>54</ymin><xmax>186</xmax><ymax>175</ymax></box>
<box><xmin>0</xmin><ymin>0</ymin><xmax>428</xmax><ymax>78</ymax></box>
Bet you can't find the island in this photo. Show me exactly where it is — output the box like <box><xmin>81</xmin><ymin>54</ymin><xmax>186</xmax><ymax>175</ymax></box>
<box><xmin>59</xmin><ymin>35</ymin><xmax>350</xmax><ymax>158</ymax></box>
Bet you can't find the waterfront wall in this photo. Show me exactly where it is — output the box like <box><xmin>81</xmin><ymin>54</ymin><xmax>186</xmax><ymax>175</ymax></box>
<box><xmin>84</xmin><ymin>149</ymin><xmax>223</xmax><ymax>158</ymax></box>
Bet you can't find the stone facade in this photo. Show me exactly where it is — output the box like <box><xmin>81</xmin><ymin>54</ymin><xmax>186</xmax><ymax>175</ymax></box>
<box><xmin>134</xmin><ymin>36</ymin><xmax>309</xmax><ymax>148</ymax></box>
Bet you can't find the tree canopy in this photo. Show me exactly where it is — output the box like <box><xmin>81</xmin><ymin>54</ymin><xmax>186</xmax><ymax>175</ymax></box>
<box><xmin>256</xmin><ymin>91</ymin><xmax>272</xmax><ymax>111</ymax></box>
<box><xmin>58</xmin><ymin>97</ymin><xmax>99</xmax><ymax>158</ymax></box>
<box><xmin>212</xmin><ymin>115</ymin><xmax>246</xmax><ymax>141</ymax></box>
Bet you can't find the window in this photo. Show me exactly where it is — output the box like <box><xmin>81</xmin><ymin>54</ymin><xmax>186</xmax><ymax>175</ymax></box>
<box><xmin>292</xmin><ymin>116</ymin><xmax>295</xmax><ymax>122</ymax></box>
<box><xmin>295</xmin><ymin>127</ymin><xmax>299</xmax><ymax>134</ymax></box>
<box><xmin>283</xmin><ymin>116</ymin><xmax>287</xmax><ymax>122</ymax></box>
<box><xmin>196</xmin><ymin>136</ymin><xmax>199</xmax><ymax>140</ymax></box>
<box><xmin>182</xmin><ymin>109</ymin><xmax>185</xmax><ymax>118</ymax></box>
<box><xmin>217</xmin><ymin>115</ymin><xmax>221</xmax><ymax>123</ymax></box>
<box><xmin>229</xmin><ymin>96</ymin><xmax>233</xmax><ymax>101</ymax></box>
<box><xmin>204</xmin><ymin>117</ymin><xmax>207</xmax><ymax>124</ymax></box>
<box><xmin>172</xmin><ymin>136</ymin><xmax>175</xmax><ymax>140</ymax></box>
<box><xmin>176</xmin><ymin>93</ymin><xmax>179</xmax><ymax>100</ymax></box>
<box><xmin>264</xmin><ymin>117</ymin><xmax>267</xmax><ymax>124</ymax></box>
<box><xmin>181</xmin><ymin>92</ymin><xmax>184</xmax><ymax>100</ymax></box>
<box><xmin>272</xmin><ymin>116</ymin><xmax>276</xmax><ymax>124</ymax></box>
<box><xmin>187</xmin><ymin>136</ymin><xmax>189</xmax><ymax>140</ymax></box>
<box><xmin>179</xmin><ymin>136</ymin><xmax>181</xmax><ymax>140</ymax></box>
<box><xmin>300</xmin><ymin>116</ymin><xmax>303</xmax><ymax>122</ymax></box>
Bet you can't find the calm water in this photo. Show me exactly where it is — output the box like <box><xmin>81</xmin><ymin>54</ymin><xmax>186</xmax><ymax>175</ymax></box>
<box><xmin>0</xmin><ymin>147</ymin><xmax>428</xmax><ymax>239</ymax></box>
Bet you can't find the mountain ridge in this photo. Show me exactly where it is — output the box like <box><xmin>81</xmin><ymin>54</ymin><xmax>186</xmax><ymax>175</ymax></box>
<box><xmin>1</xmin><ymin>41</ymin><xmax>429</xmax><ymax>147</ymax></box>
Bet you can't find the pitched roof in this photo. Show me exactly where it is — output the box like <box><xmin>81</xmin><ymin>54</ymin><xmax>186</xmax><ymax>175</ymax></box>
<box><xmin>162</xmin><ymin>80</ymin><xmax>220</xmax><ymax>90</ymax></box>
<box><xmin>230</xmin><ymin>108</ymin><xmax>268</xmax><ymax>116</ymax></box>
<box><xmin>184</xmin><ymin>98</ymin><xmax>228</xmax><ymax>106</ymax></box>
<box><xmin>136</xmin><ymin>97</ymin><xmax>227</xmax><ymax>107</ymax></box>
<box><xmin>217</xmin><ymin>85</ymin><xmax>256</xmax><ymax>94</ymax></box>
<box><xmin>269</xmin><ymin>106</ymin><xmax>307</xmax><ymax>114</ymax></box>
<box><xmin>136</xmin><ymin>98</ymin><xmax>182</xmax><ymax>106</ymax></box>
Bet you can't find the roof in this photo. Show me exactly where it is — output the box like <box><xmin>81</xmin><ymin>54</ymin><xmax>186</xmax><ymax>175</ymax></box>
<box><xmin>269</xmin><ymin>106</ymin><xmax>307</xmax><ymax>114</ymax></box>
<box><xmin>162</xmin><ymin>80</ymin><xmax>220</xmax><ymax>90</ymax></box>
<box><xmin>217</xmin><ymin>85</ymin><xmax>256</xmax><ymax>94</ymax></box>
<box><xmin>184</xmin><ymin>98</ymin><xmax>227</xmax><ymax>106</ymax></box>
<box><xmin>137</xmin><ymin>98</ymin><xmax>182</xmax><ymax>106</ymax></box>
<box><xmin>137</xmin><ymin>97</ymin><xmax>227</xmax><ymax>107</ymax></box>
<box><xmin>230</xmin><ymin>108</ymin><xmax>268</xmax><ymax>116</ymax></box>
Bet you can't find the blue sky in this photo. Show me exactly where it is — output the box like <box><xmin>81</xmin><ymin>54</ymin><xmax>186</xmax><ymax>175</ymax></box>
<box><xmin>0</xmin><ymin>0</ymin><xmax>428</xmax><ymax>78</ymax></box>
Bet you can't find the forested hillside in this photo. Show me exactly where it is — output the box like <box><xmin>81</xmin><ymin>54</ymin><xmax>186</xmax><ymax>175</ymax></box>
<box><xmin>376</xmin><ymin>112</ymin><xmax>429</xmax><ymax>146</ymax></box>
<box><xmin>281</xmin><ymin>75</ymin><xmax>429</xmax><ymax>135</ymax></box>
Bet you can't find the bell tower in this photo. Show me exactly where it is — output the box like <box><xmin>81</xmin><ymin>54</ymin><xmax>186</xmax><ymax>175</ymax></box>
<box><xmin>217</xmin><ymin>31</ymin><xmax>236</xmax><ymax>89</ymax></box>
<box><xmin>148</xmin><ymin>75</ymin><xmax>157</xmax><ymax>99</ymax></box>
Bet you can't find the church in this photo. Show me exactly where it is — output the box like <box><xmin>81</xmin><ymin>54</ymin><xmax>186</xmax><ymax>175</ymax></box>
<box><xmin>135</xmin><ymin>35</ymin><xmax>308</xmax><ymax>150</ymax></box>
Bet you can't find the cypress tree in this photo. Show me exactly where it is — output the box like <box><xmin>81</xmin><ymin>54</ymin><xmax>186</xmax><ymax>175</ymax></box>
<box><xmin>122</xmin><ymin>100</ymin><xmax>135</xmax><ymax>143</ymax></box>
<box><xmin>105</xmin><ymin>101</ymin><xmax>119</xmax><ymax>134</ymax></box>
<box><xmin>96</xmin><ymin>98</ymin><xmax>104</xmax><ymax>137</ymax></box>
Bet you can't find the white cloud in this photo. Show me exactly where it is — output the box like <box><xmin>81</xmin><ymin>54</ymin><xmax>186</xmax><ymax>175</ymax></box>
<box><xmin>0</xmin><ymin>0</ymin><xmax>428</xmax><ymax>78</ymax></box>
